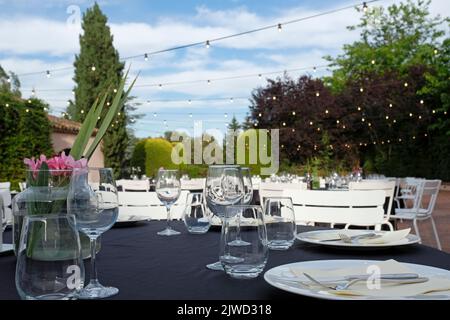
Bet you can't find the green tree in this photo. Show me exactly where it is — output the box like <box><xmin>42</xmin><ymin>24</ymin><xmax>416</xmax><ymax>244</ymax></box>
<box><xmin>68</xmin><ymin>3</ymin><xmax>128</xmax><ymax>178</ymax></box>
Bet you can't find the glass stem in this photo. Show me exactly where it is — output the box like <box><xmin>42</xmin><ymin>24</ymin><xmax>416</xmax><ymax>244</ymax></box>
<box><xmin>166</xmin><ymin>205</ymin><xmax>172</xmax><ymax>230</ymax></box>
<box><xmin>89</xmin><ymin>237</ymin><xmax>99</xmax><ymax>285</ymax></box>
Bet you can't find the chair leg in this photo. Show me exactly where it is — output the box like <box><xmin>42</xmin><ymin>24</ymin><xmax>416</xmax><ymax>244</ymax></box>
<box><xmin>413</xmin><ymin>219</ymin><xmax>421</xmax><ymax>244</ymax></box>
<box><xmin>430</xmin><ymin>217</ymin><xmax>442</xmax><ymax>250</ymax></box>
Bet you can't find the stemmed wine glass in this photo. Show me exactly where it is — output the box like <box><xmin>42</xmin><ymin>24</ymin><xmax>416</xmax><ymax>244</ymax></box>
<box><xmin>155</xmin><ymin>169</ymin><xmax>181</xmax><ymax>236</ymax></box>
<box><xmin>67</xmin><ymin>167</ymin><xmax>119</xmax><ymax>299</ymax></box>
<box><xmin>228</xmin><ymin>167</ymin><xmax>253</xmax><ymax>247</ymax></box>
<box><xmin>204</xmin><ymin>165</ymin><xmax>244</xmax><ymax>271</ymax></box>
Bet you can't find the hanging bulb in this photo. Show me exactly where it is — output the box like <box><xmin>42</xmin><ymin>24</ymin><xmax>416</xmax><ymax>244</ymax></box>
<box><xmin>404</xmin><ymin>82</ymin><xmax>408</xmax><ymax>87</ymax></box>
<box><xmin>207</xmin><ymin>80</ymin><xmax>211</xmax><ymax>85</ymax></box>
<box><xmin>371</xmin><ymin>59</ymin><xmax>375</xmax><ymax>64</ymax></box>
<box><xmin>144</xmin><ymin>53</ymin><xmax>148</xmax><ymax>61</ymax></box>
<box><xmin>6</xmin><ymin>77</ymin><xmax>11</xmax><ymax>83</ymax></box>
<box><xmin>153</xmin><ymin>113</ymin><xmax>157</xmax><ymax>117</ymax></box>
<box><xmin>72</xmin><ymin>90</ymin><xmax>75</xmax><ymax>95</ymax></box>
<box><xmin>81</xmin><ymin>109</ymin><xmax>84</xmax><ymax>114</ymax></box>
<box><xmin>26</xmin><ymin>108</ymin><xmax>30</xmax><ymax>113</ymax></box>
<box><xmin>336</xmin><ymin>120</ymin><xmax>340</xmax><ymax>124</ymax></box>
<box><xmin>46</xmin><ymin>70</ymin><xmax>51</xmax><ymax>78</ymax></box>
<box><xmin>258</xmin><ymin>74</ymin><xmax>262</xmax><ymax>79</ymax></box>
<box><xmin>313</xmin><ymin>66</ymin><xmax>317</xmax><ymax>73</ymax></box>
<box><xmin>188</xmin><ymin>99</ymin><xmax>192</xmax><ymax>105</ymax></box>
<box><xmin>189</xmin><ymin>113</ymin><xmax>192</xmax><ymax>118</ymax></box>
<box><xmin>292</xmin><ymin>111</ymin><xmax>296</xmax><ymax>116</ymax></box>
<box><xmin>205</xmin><ymin>40</ymin><xmax>210</xmax><ymax>49</ymax></box>
<box><xmin>277</xmin><ymin>23</ymin><xmax>282</xmax><ymax>32</ymax></box>
<box><xmin>158</xmin><ymin>84</ymin><xmax>162</xmax><ymax>89</ymax></box>
<box><xmin>224</xmin><ymin>113</ymin><xmax>228</xmax><ymax>118</ymax></box>
<box><xmin>363</xmin><ymin>2</ymin><xmax>368</xmax><ymax>12</ymax></box>
<box><xmin>230</xmin><ymin>97</ymin><xmax>233</xmax><ymax>103</ymax></box>
<box><xmin>91</xmin><ymin>65</ymin><xmax>96</xmax><ymax>72</ymax></box>
<box><xmin>420</xmin><ymin>99</ymin><xmax>424</xmax><ymax>104</ymax></box>
<box><xmin>31</xmin><ymin>89</ymin><xmax>35</xmax><ymax>96</ymax></box>
<box><xmin>113</xmin><ymin>88</ymin><xmax>117</xmax><ymax>93</ymax></box>
<box><xmin>258</xmin><ymin>113</ymin><xmax>262</xmax><ymax>117</ymax></box>
<box><xmin>360</xmin><ymin>87</ymin><xmax>364</xmax><ymax>92</ymax></box>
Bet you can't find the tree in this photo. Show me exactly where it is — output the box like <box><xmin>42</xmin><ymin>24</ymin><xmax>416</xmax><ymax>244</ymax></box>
<box><xmin>68</xmin><ymin>3</ymin><xmax>129</xmax><ymax>178</ymax></box>
<box><xmin>0</xmin><ymin>65</ymin><xmax>21</xmax><ymax>97</ymax></box>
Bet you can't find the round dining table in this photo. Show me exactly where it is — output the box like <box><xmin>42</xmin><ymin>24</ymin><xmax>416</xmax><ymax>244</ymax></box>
<box><xmin>1</xmin><ymin>221</ymin><xmax>449</xmax><ymax>300</ymax></box>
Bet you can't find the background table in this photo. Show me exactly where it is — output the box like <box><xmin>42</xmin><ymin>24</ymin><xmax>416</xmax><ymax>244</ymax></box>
<box><xmin>1</xmin><ymin>221</ymin><xmax>450</xmax><ymax>300</ymax></box>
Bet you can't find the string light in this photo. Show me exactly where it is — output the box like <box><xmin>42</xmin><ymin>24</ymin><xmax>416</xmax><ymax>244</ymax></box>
<box><xmin>273</xmin><ymin>96</ymin><xmax>276</xmax><ymax>100</ymax></box>
<box><xmin>292</xmin><ymin>129</ymin><xmax>295</xmax><ymax>132</ymax></box>
<box><xmin>434</xmin><ymin>49</ymin><xmax>438</xmax><ymax>55</ymax></box>
<box><xmin>385</xmin><ymin>115</ymin><xmax>389</xmax><ymax>120</ymax></box>
<box><xmin>153</xmin><ymin>112</ymin><xmax>157</xmax><ymax>117</ymax></box>
<box><xmin>419</xmin><ymin>115</ymin><xmax>422</xmax><ymax>119</ymax></box>
<box><xmin>292</xmin><ymin>111</ymin><xmax>296</xmax><ymax>116</ymax></box>
<box><xmin>6</xmin><ymin>77</ymin><xmax>11</xmax><ymax>83</ymax></box>
<box><xmin>188</xmin><ymin>99</ymin><xmax>192</xmax><ymax>105</ymax></box>
<box><xmin>282</xmin><ymin>122</ymin><xmax>286</xmax><ymax>126</ymax></box>
<box><xmin>313</xmin><ymin>66</ymin><xmax>317</xmax><ymax>73</ymax></box>
<box><xmin>117</xmin><ymin>112</ymin><xmax>121</xmax><ymax>116</ymax></box>
<box><xmin>205</xmin><ymin>40</ymin><xmax>210</xmax><ymax>49</ymax></box>
<box><xmin>404</xmin><ymin>82</ymin><xmax>408</xmax><ymax>87</ymax></box>
<box><xmin>389</xmin><ymin>103</ymin><xmax>393</xmax><ymax>108</ymax></box>
<box><xmin>409</xmin><ymin>113</ymin><xmax>413</xmax><ymax>117</ymax></box>
<box><xmin>113</xmin><ymin>88</ymin><xmax>117</xmax><ymax>93</ymax></box>
<box><xmin>336</xmin><ymin>120</ymin><xmax>340</xmax><ymax>124</ymax></box>
<box><xmin>371</xmin><ymin>59</ymin><xmax>375</xmax><ymax>64</ymax></box>
<box><xmin>309</xmin><ymin>121</ymin><xmax>313</xmax><ymax>126</ymax></box>
<box><xmin>277</xmin><ymin>23</ymin><xmax>282</xmax><ymax>32</ymax></box>
<box><xmin>207</xmin><ymin>80</ymin><xmax>211</xmax><ymax>85</ymax></box>
<box><xmin>361</xmin><ymin>117</ymin><xmax>365</xmax><ymax>122</ymax></box>
<box><xmin>46</xmin><ymin>70</ymin><xmax>50</xmax><ymax>78</ymax></box>
<box><xmin>325</xmin><ymin>109</ymin><xmax>329</xmax><ymax>114</ymax></box>
<box><xmin>97</xmin><ymin>116</ymin><xmax>101</xmax><ymax>120</ymax></box>
<box><xmin>224</xmin><ymin>113</ymin><xmax>228</xmax><ymax>118</ymax></box>
<box><xmin>25</xmin><ymin>108</ymin><xmax>29</xmax><ymax>113</ymax></box>
<box><xmin>144</xmin><ymin>53</ymin><xmax>149</xmax><ymax>61</ymax></box>
<box><xmin>357</xmin><ymin>106</ymin><xmax>361</xmax><ymax>111</ymax></box>
<box><xmin>420</xmin><ymin>99</ymin><xmax>424</xmax><ymax>104</ymax></box>
<box><xmin>189</xmin><ymin>113</ymin><xmax>193</xmax><ymax>118</ymax></box>
<box><xmin>258</xmin><ymin>113</ymin><xmax>262</xmax><ymax>117</ymax></box>
<box><xmin>230</xmin><ymin>97</ymin><xmax>234</xmax><ymax>103</ymax></box>
<box><xmin>72</xmin><ymin>90</ymin><xmax>75</xmax><ymax>95</ymax></box>
<box><xmin>363</xmin><ymin>2</ymin><xmax>368</xmax><ymax>12</ymax></box>
<box><xmin>360</xmin><ymin>87</ymin><xmax>364</xmax><ymax>92</ymax></box>
<box><xmin>5</xmin><ymin>103</ymin><xmax>9</xmax><ymax>107</ymax></box>
<box><xmin>91</xmin><ymin>65</ymin><xmax>96</xmax><ymax>72</ymax></box>
<box><xmin>258</xmin><ymin>74</ymin><xmax>262</xmax><ymax>79</ymax></box>
<box><xmin>158</xmin><ymin>84</ymin><xmax>162</xmax><ymax>89</ymax></box>
<box><xmin>315</xmin><ymin>92</ymin><xmax>320</xmax><ymax>97</ymax></box>
<box><xmin>27</xmin><ymin>99</ymin><xmax>32</xmax><ymax>104</ymax></box>
<box><xmin>31</xmin><ymin>89</ymin><xmax>35</xmax><ymax>96</ymax></box>
<box><xmin>80</xmin><ymin>109</ymin><xmax>84</xmax><ymax>114</ymax></box>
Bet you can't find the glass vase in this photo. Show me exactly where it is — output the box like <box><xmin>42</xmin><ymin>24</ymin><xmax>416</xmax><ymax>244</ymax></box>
<box><xmin>12</xmin><ymin>169</ymin><xmax>97</xmax><ymax>259</ymax></box>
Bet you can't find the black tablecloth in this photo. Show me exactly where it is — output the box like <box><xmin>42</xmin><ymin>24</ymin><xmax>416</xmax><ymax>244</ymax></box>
<box><xmin>1</xmin><ymin>221</ymin><xmax>450</xmax><ymax>300</ymax></box>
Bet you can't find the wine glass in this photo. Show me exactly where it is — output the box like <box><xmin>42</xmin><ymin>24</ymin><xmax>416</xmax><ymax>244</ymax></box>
<box><xmin>67</xmin><ymin>167</ymin><xmax>119</xmax><ymax>299</ymax></box>
<box><xmin>204</xmin><ymin>165</ymin><xmax>244</xmax><ymax>271</ymax></box>
<box><xmin>155</xmin><ymin>169</ymin><xmax>181</xmax><ymax>236</ymax></box>
<box><xmin>228</xmin><ymin>167</ymin><xmax>253</xmax><ymax>247</ymax></box>
<box><xmin>183</xmin><ymin>192</ymin><xmax>210</xmax><ymax>234</ymax></box>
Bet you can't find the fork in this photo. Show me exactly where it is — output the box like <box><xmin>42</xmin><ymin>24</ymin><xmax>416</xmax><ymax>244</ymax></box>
<box><xmin>303</xmin><ymin>272</ymin><xmax>429</xmax><ymax>291</ymax></box>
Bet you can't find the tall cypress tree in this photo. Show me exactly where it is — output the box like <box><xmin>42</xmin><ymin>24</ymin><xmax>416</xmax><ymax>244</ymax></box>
<box><xmin>67</xmin><ymin>3</ymin><xmax>128</xmax><ymax>178</ymax></box>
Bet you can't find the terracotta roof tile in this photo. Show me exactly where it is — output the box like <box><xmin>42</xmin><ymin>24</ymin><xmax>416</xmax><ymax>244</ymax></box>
<box><xmin>47</xmin><ymin>115</ymin><xmax>97</xmax><ymax>135</ymax></box>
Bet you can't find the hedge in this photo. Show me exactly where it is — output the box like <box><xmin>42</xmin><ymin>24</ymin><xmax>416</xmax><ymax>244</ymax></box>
<box><xmin>0</xmin><ymin>93</ymin><xmax>53</xmax><ymax>188</ymax></box>
<box><xmin>144</xmin><ymin>138</ymin><xmax>177</xmax><ymax>178</ymax></box>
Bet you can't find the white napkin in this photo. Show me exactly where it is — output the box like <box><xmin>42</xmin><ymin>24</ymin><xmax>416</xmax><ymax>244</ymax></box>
<box><xmin>359</xmin><ymin>228</ymin><xmax>411</xmax><ymax>244</ymax></box>
<box><xmin>306</xmin><ymin>229</ymin><xmax>410</xmax><ymax>244</ymax></box>
<box><xmin>290</xmin><ymin>259</ymin><xmax>450</xmax><ymax>298</ymax></box>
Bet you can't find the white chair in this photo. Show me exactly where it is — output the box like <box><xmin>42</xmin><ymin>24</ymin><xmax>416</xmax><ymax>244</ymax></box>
<box><xmin>0</xmin><ymin>182</ymin><xmax>11</xmax><ymax>190</ymax></box>
<box><xmin>284</xmin><ymin>189</ymin><xmax>386</xmax><ymax>228</ymax></box>
<box><xmin>391</xmin><ymin>179</ymin><xmax>442</xmax><ymax>250</ymax></box>
<box><xmin>118</xmin><ymin>191</ymin><xmax>167</xmax><ymax>220</ymax></box>
<box><xmin>394</xmin><ymin>177</ymin><xmax>425</xmax><ymax>209</ymax></box>
<box><xmin>117</xmin><ymin>179</ymin><xmax>150</xmax><ymax>192</ymax></box>
<box><xmin>170</xmin><ymin>190</ymin><xmax>190</xmax><ymax>220</ymax></box>
<box><xmin>259</xmin><ymin>182</ymin><xmax>307</xmax><ymax>208</ymax></box>
<box><xmin>0</xmin><ymin>189</ymin><xmax>12</xmax><ymax>225</ymax></box>
<box><xmin>349</xmin><ymin>180</ymin><xmax>396</xmax><ymax>230</ymax></box>
<box><xmin>181</xmin><ymin>178</ymin><xmax>205</xmax><ymax>191</ymax></box>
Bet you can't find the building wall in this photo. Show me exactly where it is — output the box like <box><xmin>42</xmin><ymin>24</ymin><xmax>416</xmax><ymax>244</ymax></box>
<box><xmin>50</xmin><ymin>132</ymin><xmax>104</xmax><ymax>168</ymax></box>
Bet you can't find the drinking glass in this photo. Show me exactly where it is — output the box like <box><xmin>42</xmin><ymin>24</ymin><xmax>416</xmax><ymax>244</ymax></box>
<box><xmin>156</xmin><ymin>169</ymin><xmax>181</xmax><ymax>236</ymax></box>
<box><xmin>183</xmin><ymin>192</ymin><xmax>210</xmax><ymax>234</ymax></box>
<box><xmin>263</xmin><ymin>197</ymin><xmax>296</xmax><ymax>250</ymax></box>
<box><xmin>15</xmin><ymin>214</ymin><xmax>85</xmax><ymax>300</ymax></box>
<box><xmin>220</xmin><ymin>205</ymin><xmax>268</xmax><ymax>279</ymax></box>
<box><xmin>228</xmin><ymin>167</ymin><xmax>253</xmax><ymax>247</ymax></box>
<box><xmin>205</xmin><ymin>165</ymin><xmax>244</xmax><ymax>270</ymax></box>
<box><xmin>67</xmin><ymin>167</ymin><xmax>119</xmax><ymax>299</ymax></box>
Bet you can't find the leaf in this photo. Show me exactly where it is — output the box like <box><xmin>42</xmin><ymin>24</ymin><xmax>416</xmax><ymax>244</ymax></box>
<box><xmin>36</xmin><ymin>162</ymin><xmax>49</xmax><ymax>187</ymax></box>
<box><xmin>85</xmin><ymin>69</ymin><xmax>138</xmax><ymax>160</ymax></box>
<box><xmin>70</xmin><ymin>89</ymin><xmax>110</xmax><ymax>160</ymax></box>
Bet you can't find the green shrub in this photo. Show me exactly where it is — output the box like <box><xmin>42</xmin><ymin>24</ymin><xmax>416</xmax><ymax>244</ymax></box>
<box><xmin>130</xmin><ymin>139</ymin><xmax>146</xmax><ymax>175</ymax></box>
<box><xmin>144</xmin><ymin>138</ymin><xmax>177</xmax><ymax>178</ymax></box>
<box><xmin>0</xmin><ymin>93</ymin><xmax>53</xmax><ymax>189</ymax></box>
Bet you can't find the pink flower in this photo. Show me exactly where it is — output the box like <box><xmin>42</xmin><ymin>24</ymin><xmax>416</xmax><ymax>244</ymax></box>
<box><xmin>24</xmin><ymin>153</ymin><xmax>88</xmax><ymax>178</ymax></box>
<box><xmin>24</xmin><ymin>157</ymin><xmax>40</xmax><ymax>171</ymax></box>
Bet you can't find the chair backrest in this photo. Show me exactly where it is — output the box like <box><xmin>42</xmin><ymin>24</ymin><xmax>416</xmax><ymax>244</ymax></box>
<box><xmin>349</xmin><ymin>180</ymin><xmax>396</xmax><ymax>218</ymax></box>
<box><xmin>396</xmin><ymin>178</ymin><xmax>425</xmax><ymax>210</ymax></box>
<box><xmin>181</xmin><ymin>178</ymin><xmax>205</xmax><ymax>190</ymax></box>
<box><xmin>259</xmin><ymin>182</ymin><xmax>307</xmax><ymax>206</ymax></box>
<box><xmin>419</xmin><ymin>180</ymin><xmax>441</xmax><ymax>216</ymax></box>
<box><xmin>284</xmin><ymin>189</ymin><xmax>386</xmax><ymax>227</ymax></box>
<box><xmin>0</xmin><ymin>182</ymin><xmax>11</xmax><ymax>190</ymax></box>
<box><xmin>19</xmin><ymin>182</ymin><xmax>27</xmax><ymax>192</ymax></box>
<box><xmin>0</xmin><ymin>189</ymin><xmax>12</xmax><ymax>224</ymax></box>
<box><xmin>117</xmin><ymin>179</ymin><xmax>150</xmax><ymax>192</ymax></box>
<box><xmin>118</xmin><ymin>191</ymin><xmax>161</xmax><ymax>206</ymax></box>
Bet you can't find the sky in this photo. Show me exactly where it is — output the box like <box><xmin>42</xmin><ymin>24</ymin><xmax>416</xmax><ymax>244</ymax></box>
<box><xmin>0</xmin><ymin>0</ymin><xmax>449</xmax><ymax>139</ymax></box>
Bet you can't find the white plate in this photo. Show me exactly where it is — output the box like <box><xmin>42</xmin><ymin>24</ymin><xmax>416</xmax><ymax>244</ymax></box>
<box><xmin>296</xmin><ymin>229</ymin><xmax>420</xmax><ymax>248</ymax></box>
<box><xmin>264</xmin><ymin>260</ymin><xmax>450</xmax><ymax>300</ymax></box>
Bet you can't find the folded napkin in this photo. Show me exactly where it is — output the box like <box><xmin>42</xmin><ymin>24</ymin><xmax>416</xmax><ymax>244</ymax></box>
<box><xmin>307</xmin><ymin>229</ymin><xmax>410</xmax><ymax>244</ymax></box>
<box><xmin>289</xmin><ymin>259</ymin><xmax>450</xmax><ymax>298</ymax></box>
<box><xmin>359</xmin><ymin>228</ymin><xmax>411</xmax><ymax>244</ymax></box>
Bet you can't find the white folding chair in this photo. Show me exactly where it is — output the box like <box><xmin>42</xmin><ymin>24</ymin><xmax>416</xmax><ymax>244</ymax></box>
<box><xmin>284</xmin><ymin>189</ymin><xmax>386</xmax><ymax>229</ymax></box>
<box><xmin>0</xmin><ymin>189</ymin><xmax>12</xmax><ymax>225</ymax></box>
<box><xmin>259</xmin><ymin>182</ymin><xmax>307</xmax><ymax>209</ymax></box>
<box><xmin>0</xmin><ymin>182</ymin><xmax>11</xmax><ymax>190</ymax></box>
<box><xmin>349</xmin><ymin>180</ymin><xmax>396</xmax><ymax>230</ymax></box>
<box><xmin>117</xmin><ymin>179</ymin><xmax>150</xmax><ymax>192</ymax></box>
<box><xmin>391</xmin><ymin>179</ymin><xmax>442</xmax><ymax>250</ymax></box>
<box><xmin>118</xmin><ymin>191</ymin><xmax>167</xmax><ymax>220</ymax></box>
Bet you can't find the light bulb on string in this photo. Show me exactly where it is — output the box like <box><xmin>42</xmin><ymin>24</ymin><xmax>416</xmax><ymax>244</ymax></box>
<box><xmin>258</xmin><ymin>74</ymin><xmax>262</xmax><ymax>79</ymax></box>
<box><xmin>113</xmin><ymin>88</ymin><xmax>117</xmax><ymax>93</ymax></box>
<box><xmin>188</xmin><ymin>99</ymin><xmax>192</xmax><ymax>105</ymax></box>
<box><xmin>371</xmin><ymin>59</ymin><xmax>375</xmax><ymax>64</ymax></box>
<box><xmin>224</xmin><ymin>113</ymin><xmax>228</xmax><ymax>118</ymax></box>
<box><xmin>46</xmin><ymin>70</ymin><xmax>51</xmax><ymax>78</ymax></box>
<box><xmin>258</xmin><ymin>113</ymin><xmax>262</xmax><ymax>117</ymax></box>
<box><xmin>207</xmin><ymin>80</ymin><xmax>211</xmax><ymax>85</ymax></box>
<box><xmin>325</xmin><ymin>109</ymin><xmax>329</xmax><ymax>114</ymax></box>
<box><xmin>230</xmin><ymin>97</ymin><xmax>233</xmax><ymax>103</ymax></box>
<box><xmin>5</xmin><ymin>103</ymin><xmax>9</xmax><ymax>107</ymax></box>
<box><xmin>404</xmin><ymin>82</ymin><xmax>408</xmax><ymax>87</ymax></box>
<box><xmin>91</xmin><ymin>65</ymin><xmax>96</xmax><ymax>72</ymax></box>
<box><xmin>25</xmin><ymin>108</ymin><xmax>29</xmax><ymax>113</ymax></box>
<box><xmin>420</xmin><ymin>100</ymin><xmax>424</xmax><ymax>104</ymax></box>
<box><xmin>158</xmin><ymin>84</ymin><xmax>162</xmax><ymax>89</ymax></box>
<box><xmin>313</xmin><ymin>66</ymin><xmax>317</xmax><ymax>73</ymax></box>
<box><xmin>389</xmin><ymin>103</ymin><xmax>393</xmax><ymax>108</ymax></box>
<box><xmin>205</xmin><ymin>40</ymin><xmax>210</xmax><ymax>49</ymax></box>
<box><xmin>315</xmin><ymin>92</ymin><xmax>320</xmax><ymax>97</ymax></box>
<box><xmin>272</xmin><ymin>96</ymin><xmax>276</xmax><ymax>100</ymax></box>
<box><xmin>31</xmin><ymin>88</ymin><xmax>35</xmax><ymax>96</ymax></box>
<box><xmin>277</xmin><ymin>23</ymin><xmax>282</xmax><ymax>32</ymax></box>
<box><xmin>189</xmin><ymin>113</ymin><xmax>192</xmax><ymax>118</ymax></box>
<box><xmin>6</xmin><ymin>77</ymin><xmax>11</xmax><ymax>83</ymax></box>
<box><xmin>359</xmin><ymin>87</ymin><xmax>364</xmax><ymax>92</ymax></box>
<box><xmin>292</xmin><ymin>111</ymin><xmax>296</xmax><ymax>116</ymax></box>
<box><xmin>72</xmin><ymin>90</ymin><xmax>75</xmax><ymax>95</ymax></box>
<box><xmin>144</xmin><ymin>53</ymin><xmax>148</xmax><ymax>61</ymax></box>
<box><xmin>153</xmin><ymin>112</ymin><xmax>157</xmax><ymax>117</ymax></box>
<box><xmin>81</xmin><ymin>109</ymin><xmax>84</xmax><ymax>114</ymax></box>
<box><xmin>336</xmin><ymin>120</ymin><xmax>340</xmax><ymax>124</ymax></box>
<box><xmin>363</xmin><ymin>2</ymin><xmax>368</xmax><ymax>12</ymax></box>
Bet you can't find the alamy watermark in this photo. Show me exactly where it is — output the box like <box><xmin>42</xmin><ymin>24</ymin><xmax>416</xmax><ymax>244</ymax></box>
<box><xmin>169</xmin><ymin>122</ymin><xmax>279</xmax><ymax>175</ymax></box>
